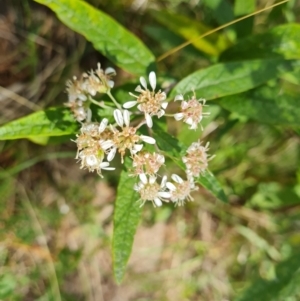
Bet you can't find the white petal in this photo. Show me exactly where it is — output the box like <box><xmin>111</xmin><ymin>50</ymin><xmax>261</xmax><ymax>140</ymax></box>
<box><xmin>160</xmin><ymin>92</ymin><xmax>167</xmax><ymax>100</ymax></box>
<box><xmin>145</xmin><ymin>114</ymin><xmax>153</xmax><ymax>128</ymax></box>
<box><xmin>149</xmin><ymin>176</ymin><xmax>156</xmax><ymax>184</ymax></box>
<box><xmin>107</xmin><ymin>147</ymin><xmax>116</xmax><ymax>161</ymax></box>
<box><xmin>158</xmin><ymin>191</ymin><xmax>171</xmax><ymax>198</ymax></box>
<box><xmin>182</xmin><ymin>101</ymin><xmax>189</xmax><ymax>109</ymax></box>
<box><xmin>78</xmin><ymin>94</ymin><xmax>87</xmax><ymax>101</ymax></box>
<box><xmin>158</xmin><ymin>155</ymin><xmax>165</xmax><ymax>164</ymax></box>
<box><xmin>132</xmin><ymin>144</ymin><xmax>143</xmax><ymax>153</ymax></box>
<box><xmin>139</xmin><ymin>173</ymin><xmax>148</xmax><ymax>184</ymax></box>
<box><xmin>161</xmin><ymin>175</ymin><xmax>167</xmax><ymax>187</ymax></box>
<box><xmin>137</xmin><ymin>104</ymin><xmax>143</xmax><ymax>111</ymax></box>
<box><xmin>140</xmin><ymin>135</ymin><xmax>155</xmax><ymax>144</ymax></box>
<box><xmin>157</xmin><ymin>110</ymin><xmax>165</xmax><ymax>118</ymax></box>
<box><xmin>140</xmin><ymin>76</ymin><xmax>147</xmax><ymax>89</ymax></box>
<box><xmin>137</xmin><ymin>182</ymin><xmax>144</xmax><ymax>189</ymax></box>
<box><xmin>174</xmin><ymin>94</ymin><xmax>184</xmax><ymax>101</ymax></box>
<box><xmin>77</xmin><ymin>107</ymin><xmax>86</xmax><ymax>116</ymax></box>
<box><xmin>97</xmin><ymin>63</ymin><xmax>102</xmax><ymax>71</ymax></box>
<box><xmin>161</xmin><ymin>102</ymin><xmax>168</xmax><ymax>109</ymax></box>
<box><xmin>100</xmin><ymin>162</ymin><xmax>110</xmax><ymax>168</ymax></box>
<box><xmin>166</xmin><ymin>182</ymin><xmax>176</xmax><ymax>191</ymax></box>
<box><xmin>171</xmin><ymin>174</ymin><xmax>183</xmax><ymax>183</ymax></box>
<box><xmin>100</xmin><ymin>140</ymin><xmax>114</xmax><ymax>150</ymax></box>
<box><xmin>99</xmin><ymin>118</ymin><xmax>108</xmax><ymax>133</ymax></box>
<box><xmin>123</xmin><ymin>101</ymin><xmax>137</xmax><ymax>109</ymax></box>
<box><xmin>88</xmin><ymin>88</ymin><xmax>97</xmax><ymax>96</ymax></box>
<box><xmin>129</xmin><ymin>92</ymin><xmax>138</xmax><ymax>98</ymax></box>
<box><xmin>174</xmin><ymin>113</ymin><xmax>184</xmax><ymax>121</ymax></box>
<box><xmin>86</xmin><ymin>155</ymin><xmax>97</xmax><ymax>166</ymax></box>
<box><xmin>189</xmin><ymin>123</ymin><xmax>197</xmax><ymax>130</ymax></box>
<box><xmin>102</xmin><ymin>166</ymin><xmax>115</xmax><ymax>170</ymax></box>
<box><xmin>105</xmin><ymin>67</ymin><xmax>116</xmax><ymax>75</ymax></box>
<box><xmin>86</xmin><ymin>108</ymin><xmax>92</xmax><ymax>122</ymax></box>
<box><xmin>135</xmin><ymin>85</ymin><xmax>143</xmax><ymax>93</ymax></box>
<box><xmin>149</xmin><ymin>71</ymin><xmax>156</xmax><ymax>90</ymax></box>
<box><xmin>154</xmin><ymin>197</ymin><xmax>162</xmax><ymax>207</ymax></box>
<box><xmin>185</xmin><ymin>117</ymin><xmax>193</xmax><ymax>125</ymax></box>
<box><xmin>114</xmin><ymin>109</ymin><xmax>124</xmax><ymax>127</ymax></box>
<box><xmin>123</xmin><ymin>110</ymin><xmax>130</xmax><ymax>126</ymax></box>
<box><xmin>108</xmin><ymin>80</ymin><xmax>114</xmax><ymax>88</ymax></box>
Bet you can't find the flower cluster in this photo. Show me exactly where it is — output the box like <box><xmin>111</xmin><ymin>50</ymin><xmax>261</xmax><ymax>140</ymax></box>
<box><xmin>174</xmin><ymin>94</ymin><xmax>210</xmax><ymax>130</ymax></box>
<box><xmin>66</xmin><ymin>63</ymin><xmax>116</xmax><ymax>122</ymax></box>
<box><xmin>66</xmin><ymin>65</ymin><xmax>214</xmax><ymax>207</ymax></box>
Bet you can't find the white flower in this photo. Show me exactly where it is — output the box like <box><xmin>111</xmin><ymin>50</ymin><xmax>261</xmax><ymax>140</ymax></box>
<box><xmin>109</xmin><ymin>109</ymin><xmax>156</xmax><ymax>163</ymax></box>
<box><xmin>174</xmin><ymin>94</ymin><xmax>210</xmax><ymax>130</ymax></box>
<box><xmin>131</xmin><ymin>152</ymin><xmax>165</xmax><ymax>176</ymax></box>
<box><xmin>183</xmin><ymin>140</ymin><xmax>214</xmax><ymax>178</ymax></box>
<box><xmin>77</xmin><ymin>149</ymin><xmax>115</xmax><ymax>177</ymax></box>
<box><xmin>75</xmin><ymin>121</ymin><xmax>116</xmax><ymax>176</ymax></box>
<box><xmin>134</xmin><ymin>174</ymin><xmax>171</xmax><ymax>207</ymax></box>
<box><xmin>166</xmin><ymin>174</ymin><xmax>198</xmax><ymax>206</ymax></box>
<box><xmin>123</xmin><ymin>71</ymin><xmax>168</xmax><ymax>128</ymax></box>
<box><xmin>65</xmin><ymin>64</ymin><xmax>116</xmax><ymax>122</ymax></box>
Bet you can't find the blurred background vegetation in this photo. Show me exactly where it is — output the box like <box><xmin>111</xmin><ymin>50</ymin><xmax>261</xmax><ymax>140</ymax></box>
<box><xmin>0</xmin><ymin>0</ymin><xmax>300</xmax><ymax>300</ymax></box>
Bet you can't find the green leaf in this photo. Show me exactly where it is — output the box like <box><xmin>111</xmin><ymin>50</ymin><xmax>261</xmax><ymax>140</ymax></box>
<box><xmin>218</xmin><ymin>85</ymin><xmax>300</xmax><ymax>126</ymax></box>
<box><xmin>152</xmin><ymin>124</ymin><xmax>186</xmax><ymax>160</ymax></box>
<box><xmin>234</xmin><ymin>0</ymin><xmax>256</xmax><ymax>16</ymax></box>
<box><xmin>112</xmin><ymin>161</ymin><xmax>142</xmax><ymax>284</ymax></box>
<box><xmin>234</xmin><ymin>252</ymin><xmax>300</xmax><ymax>301</ymax></box>
<box><xmin>201</xmin><ymin>0</ymin><xmax>234</xmax><ymax>25</ymax></box>
<box><xmin>27</xmin><ymin>136</ymin><xmax>49</xmax><ymax>145</ymax></box>
<box><xmin>170</xmin><ymin>59</ymin><xmax>296</xmax><ymax>100</ymax></box>
<box><xmin>34</xmin><ymin>0</ymin><xmax>155</xmax><ymax>75</ymax></box>
<box><xmin>280</xmin><ymin>65</ymin><xmax>300</xmax><ymax>85</ymax></box>
<box><xmin>152</xmin><ymin>124</ymin><xmax>227</xmax><ymax>203</ymax></box>
<box><xmin>221</xmin><ymin>24</ymin><xmax>300</xmax><ymax>61</ymax></box>
<box><xmin>144</xmin><ymin>25</ymin><xmax>201</xmax><ymax>57</ymax></box>
<box><xmin>196</xmin><ymin>170</ymin><xmax>228</xmax><ymax>203</ymax></box>
<box><xmin>0</xmin><ymin>107</ymin><xmax>78</xmax><ymax>140</ymax></box>
<box><xmin>152</xmin><ymin>10</ymin><xmax>229</xmax><ymax>56</ymax></box>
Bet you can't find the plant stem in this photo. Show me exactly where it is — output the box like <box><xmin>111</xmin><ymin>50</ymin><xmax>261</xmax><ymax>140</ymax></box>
<box><xmin>107</xmin><ymin>91</ymin><xmax>122</xmax><ymax>110</ymax></box>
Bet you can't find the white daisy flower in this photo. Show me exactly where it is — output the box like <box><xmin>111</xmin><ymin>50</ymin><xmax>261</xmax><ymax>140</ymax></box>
<box><xmin>134</xmin><ymin>174</ymin><xmax>171</xmax><ymax>207</ymax></box>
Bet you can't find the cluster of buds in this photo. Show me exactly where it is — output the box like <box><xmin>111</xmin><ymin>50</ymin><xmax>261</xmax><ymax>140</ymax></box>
<box><xmin>66</xmin><ymin>65</ymin><xmax>213</xmax><ymax>207</ymax></box>
<box><xmin>66</xmin><ymin>63</ymin><xmax>116</xmax><ymax>122</ymax></box>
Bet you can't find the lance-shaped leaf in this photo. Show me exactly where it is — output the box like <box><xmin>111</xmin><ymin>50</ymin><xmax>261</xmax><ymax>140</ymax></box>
<box><xmin>35</xmin><ymin>0</ymin><xmax>155</xmax><ymax>75</ymax></box>
<box><xmin>0</xmin><ymin>107</ymin><xmax>78</xmax><ymax>140</ymax></box>
<box><xmin>152</xmin><ymin>124</ymin><xmax>227</xmax><ymax>203</ymax></box>
<box><xmin>218</xmin><ymin>85</ymin><xmax>300</xmax><ymax>126</ymax></box>
<box><xmin>112</xmin><ymin>161</ymin><xmax>142</xmax><ymax>284</ymax></box>
<box><xmin>170</xmin><ymin>59</ymin><xmax>296</xmax><ymax>99</ymax></box>
<box><xmin>196</xmin><ymin>170</ymin><xmax>227</xmax><ymax>203</ymax></box>
<box><xmin>221</xmin><ymin>23</ymin><xmax>300</xmax><ymax>61</ymax></box>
